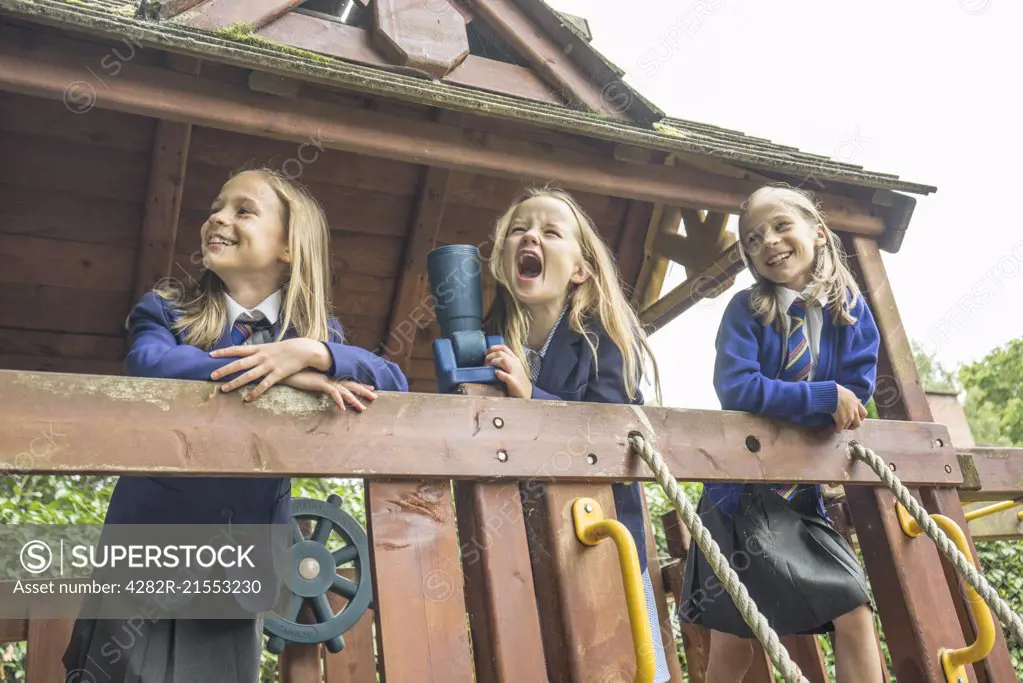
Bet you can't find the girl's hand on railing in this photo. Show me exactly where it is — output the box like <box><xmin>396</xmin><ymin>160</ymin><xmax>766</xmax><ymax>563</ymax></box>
<box><xmin>281</xmin><ymin>371</ymin><xmax>378</xmax><ymax>411</ymax></box>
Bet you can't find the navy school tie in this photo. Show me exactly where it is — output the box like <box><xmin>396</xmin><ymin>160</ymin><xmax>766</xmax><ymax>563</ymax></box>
<box><xmin>775</xmin><ymin>297</ymin><xmax>813</xmax><ymax>502</ymax></box>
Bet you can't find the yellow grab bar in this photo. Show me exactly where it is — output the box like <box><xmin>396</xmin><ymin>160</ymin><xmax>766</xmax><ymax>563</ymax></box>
<box><xmin>963</xmin><ymin>498</ymin><xmax>1023</xmax><ymax>522</ymax></box>
<box><xmin>572</xmin><ymin>497</ymin><xmax>655</xmax><ymax>683</ymax></box>
<box><xmin>896</xmin><ymin>504</ymin><xmax>996</xmax><ymax>683</ymax></box>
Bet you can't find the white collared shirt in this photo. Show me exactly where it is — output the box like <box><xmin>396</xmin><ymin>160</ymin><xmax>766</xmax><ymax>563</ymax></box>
<box><xmin>224</xmin><ymin>289</ymin><xmax>282</xmax><ymax>345</ymax></box>
<box><xmin>776</xmin><ymin>286</ymin><xmax>827</xmax><ymax>380</ymax></box>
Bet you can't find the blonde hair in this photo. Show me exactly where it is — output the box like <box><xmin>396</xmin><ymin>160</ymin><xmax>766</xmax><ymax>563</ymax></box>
<box><xmin>485</xmin><ymin>186</ymin><xmax>662</xmax><ymax>405</ymax></box>
<box><xmin>154</xmin><ymin>167</ymin><xmax>338</xmax><ymax>349</ymax></box>
<box><xmin>737</xmin><ymin>184</ymin><xmax>861</xmax><ymax>330</ymax></box>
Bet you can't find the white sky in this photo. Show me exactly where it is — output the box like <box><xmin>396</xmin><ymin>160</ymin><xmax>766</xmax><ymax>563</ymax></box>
<box><xmin>547</xmin><ymin>0</ymin><xmax>1023</xmax><ymax>410</ymax></box>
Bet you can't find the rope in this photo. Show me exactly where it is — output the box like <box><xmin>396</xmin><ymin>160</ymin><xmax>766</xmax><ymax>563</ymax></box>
<box><xmin>627</xmin><ymin>434</ymin><xmax>808</xmax><ymax>683</ymax></box>
<box><xmin>848</xmin><ymin>442</ymin><xmax>1023</xmax><ymax>646</ymax></box>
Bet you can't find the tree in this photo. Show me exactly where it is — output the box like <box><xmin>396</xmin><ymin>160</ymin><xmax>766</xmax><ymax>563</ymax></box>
<box><xmin>958</xmin><ymin>338</ymin><xmax>1023</xmax><ymax>446</ymax></box>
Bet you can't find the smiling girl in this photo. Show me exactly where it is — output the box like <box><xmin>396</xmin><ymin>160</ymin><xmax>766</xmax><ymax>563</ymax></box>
<box><xmin>63</xmin><ymin>168</ymin><xmax>407</xmax><ymax>683</ymax></box>
<box><xmin>679</xmin><ymin>185</ymin><xmax>884</xmax><ymax>682</ymax></box>
<box><xmin>483</xmin><ymin>187</ymin><xmax>671</xmax><ymax>682</ymax></box>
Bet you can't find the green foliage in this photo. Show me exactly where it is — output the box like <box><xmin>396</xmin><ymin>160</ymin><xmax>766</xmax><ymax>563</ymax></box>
<box><xmin>959</xmin><ymin>338</ymin><xmax>1023</xmax><ymax>446</ymax></box>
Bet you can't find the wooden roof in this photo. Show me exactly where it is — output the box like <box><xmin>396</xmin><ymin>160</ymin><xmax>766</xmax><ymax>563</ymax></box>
<box><xmin>0</xmin><ymin>0</ymin><xmax>937</xmax><ymax>197</ymax></box>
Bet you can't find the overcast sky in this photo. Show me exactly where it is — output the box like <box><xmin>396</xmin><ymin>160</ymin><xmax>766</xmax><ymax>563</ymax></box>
<box><xmin>546</xmin><ymin>0</ymin><xmax>1022</xmax><ymax>409</ymax></box>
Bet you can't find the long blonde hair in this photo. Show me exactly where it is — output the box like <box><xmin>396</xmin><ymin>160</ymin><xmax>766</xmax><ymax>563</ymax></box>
<box><xmin>154</xmin><ymin>167</ymin><xmax>338</xmax><ymax>349</ymax></box>
<box><xmin>737</xmin><ymin>184</ymin><xmax>861</xmax><ymax>330</ymax></box>
<box><xmin>485</xmin><ymin>187</ymin><xmax>662</xmax><ymax>405</ymax></box>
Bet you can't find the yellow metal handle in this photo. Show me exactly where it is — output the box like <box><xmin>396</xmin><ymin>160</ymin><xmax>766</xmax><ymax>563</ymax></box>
<box><xmin>572</xmin><ymin>498</ymin><xmax>655</xmax><ymax>683</ymax></box>
<box><xmin>963</xmin><ymin>498</ymin><xmax>1023</xmax><ymax>522</ymax></box>
<box><xmin>896</xmin><ymin>504</ymin><xmax>996</xmax><ymax>683</ymax></box>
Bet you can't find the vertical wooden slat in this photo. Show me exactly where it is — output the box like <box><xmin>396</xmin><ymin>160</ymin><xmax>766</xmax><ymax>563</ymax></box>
<box><xmin>25</xmin><ymin>618</ymin><xmax>74</xmax><ymax>683</ymax></box>
<box><xmin>452</xmin><ymin>382</ymin><xmax>547</xmax><ymax>683</ymax></box>
<box><xmin>614</xmin><ymin>199</ymin><xmax>656</xmax><ymax>296</ymax></box>
<box><xmin>280</xmin><ymin>643</ymin><xmax>323</xmax><ymax>683</ymax></box>
<box><xmin>365</xmin><ymin>480</ymin><xmax>473</xmax><ymax>683</ymax></box>
<box><xmin>382</xmin><ymin>164</ymin><xmax>451</xmax><ymax>372</ymax></box>
<box><xmin>846</xmin><ymin>234</ymin><xmax>1016</xmax><ymax>683</ymax></box>
<box><xmin>323</xmin><ymin>589</ymin><xmax>377</xmax><ymax>683</ymax></box>
<box><xmin>778</xmin><ymin>636</ymin><xmax>829</xmax><ymax>683</ymax></box>
<box><xmin>131</xmin><ymin>60</ymin><xmax>199</xmax><ymax>304</ymax></box>
<box><xmin>523</xmin><ymin>482</ymin><xmax>634</xmax><ymax>682</ymax></box>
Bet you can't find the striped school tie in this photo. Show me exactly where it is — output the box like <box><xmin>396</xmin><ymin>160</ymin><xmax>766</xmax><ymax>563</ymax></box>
<box><xmin>231</xmin><ymin>317</ymin><xmax>274</xmax><ymax>346</ymax></box>
<box><xmin>775</xmin><ymin>297</ymin><xmax>813</xmax><ymax>502</ymax></box>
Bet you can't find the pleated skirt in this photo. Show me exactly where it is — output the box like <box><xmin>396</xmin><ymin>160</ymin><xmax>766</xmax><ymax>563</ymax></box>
<box><xmin>678</xmin><ymin>484</ymin><xmax>872</xmax><ymax>638</ymax></box>
<box><xmin>62</xmin><ymin>590</ymin><xmax>263</xmax><ymax>683</ymax></box>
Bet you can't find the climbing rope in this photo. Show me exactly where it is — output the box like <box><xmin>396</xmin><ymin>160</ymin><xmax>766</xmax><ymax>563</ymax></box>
<box><xmin>628</xmin><ymin>434</ymin><xmax>808</xmax><ymax>683</ymax></box>
<box><xmin>848</xmin><ymin>442</ymin><xmax>1023</xmax><ymax>646</ymax></box>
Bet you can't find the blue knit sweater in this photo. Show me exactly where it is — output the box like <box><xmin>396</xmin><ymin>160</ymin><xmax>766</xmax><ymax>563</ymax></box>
<box><xmin>705</xmin><ymin>287</ymin><xmax>880</xmax><ymax>518</ymax></box>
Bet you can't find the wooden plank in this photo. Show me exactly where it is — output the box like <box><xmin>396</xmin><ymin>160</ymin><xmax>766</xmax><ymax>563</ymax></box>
<box><xmin>185</xmin><ymin>127</ymin><xmax>423</xmax><ymax>199</ymax></box>
<box><xmin>631</xmin><ymin>202</ymin><xmax>680</xmax><ymax>312</ymax></box>
<box><xmin>323</xmin><ymin>591</ymin><xmax>377</xmax><ymax>683</ymax></box>
<box><xmin>0</xmin><ymin>130</ymin><xmax>151</xmax><ymax>204</ymax></box>
<box><xmin>0</xmin><ymin>285</ymin><xmax>129</xmax><ymax>336</ymax></box>
<box><xmin>451</xmin><ymin>383</ymin><xmax>546</xmax><ymax>683</ymax></box>
<box><xmin>640</xmin><ymin>242</ymin><xmax>746</xmax><ymax>332</ymax></box>
<box><xmin>959</xmin><ymin>448</ymin><xmax>1023</xmax><ymax>502</ymax></box>
<box><xmin>460</xmin><ymin>0</ymin><xmax>618</xmax><ymax>116</ymax></box>
<box><xmin>0</xmin><ymin>184</ymin><xmax>143</xmax><ymax>247</ymax></box>
<box><xmin>0</xmin><ymin>38</ymin><xmax>889</xmax><ymax>235</ymax></box>
<box><xmin>364</xmin><ymin>480</ymin><xmax>473</xmax><ymax>682</ymax></box>
<box><xmin>0</xmin><ymin>89</ymin><xmax>154</xmax><ymax>152</ymax></box>
<box><xmin>137</xmin><ymin>0</ymin><xmax>206</xmax><ymax>20</ymax></box>
<box><xmin>522</xmin><ymin>481</ymin><xmax>634</xmax><ymax>681</ymax></box>
<box><xmin>132</xmin><ymin>117</ymin><xmax>193</xmax><ymax>303</ymax></box>
<box><xmin>383</xmin><ymin>165</ymin><xmax>452</xmax><ymax>371</ymax></box>
<box><xmin>24</xmin><ymin>618</ymin><xmax>74</xmax><ymax>683</ymax></box>
<box><xmin>372</xmin><ymin>0</ymin><xmax>469</xmax><ymax>77</ymax></box>
<box><xmin>0</xmin><ymin>370</ymin><xmax>965</xmax><ymax>487</ymax></box>
<box><xmin>843</xmin><ymin>234</ymin><xmax>1008</xmax><ymax>683</ymax></box>
<box><xmin>257</xmin><ymin>13</ymin><xmax>559</xmax><ymax>104</ymax></box>
<box><xmin>279</xmin><ymin>642</ymin><xmax>324</xmax><ymax>683</ymax></box>
<box><xmin>615</xmin><ymin>200</ymin><xmax>656</xmax><ymax>295</ymax></box>
<box><xmin>176</xmin><ymin>0</ymin><xmax>304</xmax><ymax>32</ymax></box>
<box><xmin>179</xmin><ymin>172</ymin><xmax>417</xmax><ymax>240</ymax></box>
<box><xmin>0</xmin><ymin>354</ymin><xmax>123</xmax><ymax>376</ymax></box>
<box><xmin>0</xmin><ymin>618</ymin><xmax>27</xmax><ymax>643</ymax></box>
<box><xmin>0</xmin><ymin>234</ymin><xmax>135</xmax><ymax>293</ymax></box>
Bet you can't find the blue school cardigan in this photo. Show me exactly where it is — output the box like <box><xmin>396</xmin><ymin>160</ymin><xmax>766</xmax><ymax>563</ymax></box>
<box><xmin>705</xmin><ymin>287</ymin><xmax>880</xmax><ymax>519</ymax></box>
<box><xmin>529</xmin><ymin>315</ymin><xmax>651</xmax><ymax>572</ymax></box>
<box><xmin>106</xmin><ymin>293</ymin><xmax>408</xmax><ymax>607</ymax></box>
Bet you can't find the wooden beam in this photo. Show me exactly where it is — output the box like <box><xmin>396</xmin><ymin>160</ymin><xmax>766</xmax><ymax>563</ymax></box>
<box><xmin>639</xmin><ymin>243</ymin><xmax>746</xmax><ymax>332</ymax></box>
<box><xmin>614</xmin><ymin>199</ymin><xmax>655</xmax><ymax>295</ymax></box>
<box><xmin>25</xmin><ymin>619</ymin><xmax>74</xmax><ymax>683</ymax></box>
<box><xmin>844</xmin><ymin>234</ymin><xmax>1016</xmax><ymax>683</ymax></box>
<box><xmin>382</xmin><ymin>164</ymin><xmax>451</xmax><ymax>372</ymax></box>
<box><xmin>0</xmin><ymin>370</ymin><xmax>964</xmax><ymax>486</ymax></box>
<box><xmin>632</xmin><ymin>203</ymin><xmax>680</xmax><ymax>312</ymax></box>
<box><xmin>0</xmin><ymin>34</ymin><xmax>887</xmax><ymax>234</ymax></box>
<box><xmin>175</xmin><ymin>0</ymin><xmax>305</xmax><ymax>32</ymax></box>
<box><xmin>322</xmin><ymin>579</ymin><xmax>378</xmax><ymax>683</ymax></box>
<box><xmin>132</xmin><ymin>119</ymin><xmax>193</xmax><ymax>302</ymax></box>
<box><xmin>372</xmin><ymin>0</ymin><xmax>470</xmax><ymax>78</ymax></box>
<box><xmin>460</xmin><ymin>0</ymin><xmax>619</xmax><ymax>117</ymax></box>
<box><xmin>958</xmin><ymin>448</ymin><xmax>1023</xmax><ymax>502</ymax></box>
<box><xmin>0</xmin><ymin>617</ymin><xmax>26</xmax><ymax>643</ymax></box>
<box><xmin>257</xmin><ymin>13</ymin><xmax>562</xmax><ymax>104</ymax></box>
<box><xmin>451</xmin><ymin>384</ymin><xmax>547</xmax><ymax>683</ymax></box>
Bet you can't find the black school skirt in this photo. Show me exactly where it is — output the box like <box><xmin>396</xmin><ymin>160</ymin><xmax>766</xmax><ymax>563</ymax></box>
<box><xmin>678</xmin><ymin>484</ymin><xmax>871</xmax><ymax>638</ymax></box>
<box><xmin>62</xmin><ymin>573</ymin><xmax>263</xmax><ymax>683</ymax></box>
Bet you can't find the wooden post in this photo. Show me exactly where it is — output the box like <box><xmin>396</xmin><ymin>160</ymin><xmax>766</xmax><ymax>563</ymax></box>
<box><xmin>639</xmin><ymin>496</ymin><xmax>685</xmax><ymax>682</ymax></box>
<box><xmin>24</xmin><ymin>618</ymin><xmax>74</xmax><ymax>683</ymax></box>
<box><xmin>844</xmin><ymin>234</ymin><xmax>1017</xmax><ymax>683</ymax></box>
<box><xmin>323</xmin><ymin>590</ymin><xmax>378</xmax><ymax>683</ymax></box>
<box><xmin>452</xmin><ymin>383</ymin><xmax>547</xmax><ymax>683</ymax></box>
